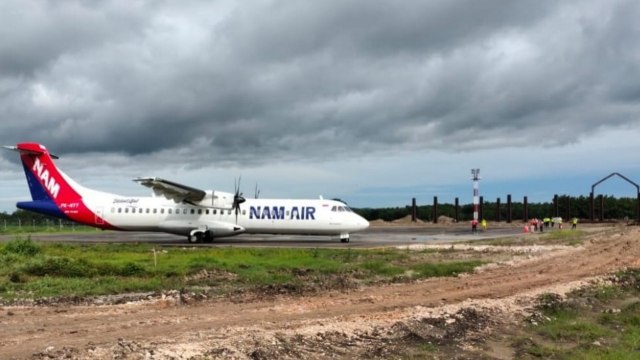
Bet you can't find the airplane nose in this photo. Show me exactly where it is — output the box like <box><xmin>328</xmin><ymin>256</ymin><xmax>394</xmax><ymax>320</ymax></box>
<box><xmin>357</xmin><ymin>216</ymin><xmax>369</xmax><ymax>230</ymax></box>
<box><xmin>360</xmin><ymin>220</ymin><xmax>369</xmax><ymax>230</ymax></box>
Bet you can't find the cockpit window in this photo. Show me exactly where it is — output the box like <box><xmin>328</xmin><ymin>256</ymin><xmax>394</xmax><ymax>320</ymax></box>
<box><xmin>344</xmin><ymin>206</ymin><xmax>352</xmax><ymax>212</ymax></box>
<box><xmin>331</xmin><ymin>206</ymin><xmax>337</xmax><ymax>212</ymax></box>
<box><xmin>338</xmin><ymin>206</ymin><xmax>345</xmax><ymax>212</ymax></box>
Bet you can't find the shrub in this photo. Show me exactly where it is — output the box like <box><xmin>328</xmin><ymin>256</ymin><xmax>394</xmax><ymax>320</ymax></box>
<box><xmin>2</xmin><ymin>238</ymin><xmax>40</xmax><ymax>256</ymax></box>
<box><xmin>22</xmin><ymin>257</ymin><xmax>95</xmax><ymax>277</ymax></box>
<box><xmin>88</xmin><ymin>262</ymin><xmax>147</xmax><ymax>277</ymax></box>
<box><xmin>535</xmin><ymin>293</ymin><xmax>567</xmax><ymax>315</ymax></box>
<box><xmin>8</xmin><ymin>272</ymin><xmax>22</xmax><ymax>283</ymax></box>
<box><xmin>119</xmin><ymin>262</ymin><xmax>145</xmax><ymax>276</ymax></box>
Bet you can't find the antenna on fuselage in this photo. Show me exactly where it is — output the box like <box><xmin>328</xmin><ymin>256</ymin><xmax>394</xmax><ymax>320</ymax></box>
<box><xmin>254</xmin><ymin>183</ymin><xmax>260</xmax><ymax>199</ymax></box>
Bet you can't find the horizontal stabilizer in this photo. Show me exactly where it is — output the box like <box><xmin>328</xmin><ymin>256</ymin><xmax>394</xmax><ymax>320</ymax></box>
<box><xmin>3</xmin><ymin>144</ymin><xmax>59</xmax><ymax>159</ymax></box>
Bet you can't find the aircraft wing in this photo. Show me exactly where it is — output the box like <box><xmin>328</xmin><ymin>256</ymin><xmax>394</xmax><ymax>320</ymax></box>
<box><xmin>134</xmin><ymin>177</ymin><xmax>206</xmax><ymax>203</ymax></box>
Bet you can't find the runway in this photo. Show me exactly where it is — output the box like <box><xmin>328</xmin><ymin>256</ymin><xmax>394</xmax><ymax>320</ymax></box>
<box><xmin>0</xmin><ymin>224</ymin><xmax>525</xmax><ymax>248</ymax></box>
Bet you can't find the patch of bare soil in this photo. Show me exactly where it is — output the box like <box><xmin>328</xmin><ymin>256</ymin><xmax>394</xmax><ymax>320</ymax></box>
<box><xmin>1</xmin><ymin>226</ymin><xmax>639</xmax><ymax>359</ymax></box>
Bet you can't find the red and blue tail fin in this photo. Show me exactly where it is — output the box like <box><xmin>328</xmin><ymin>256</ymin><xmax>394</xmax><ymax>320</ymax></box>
<box><xmin>6</xmin><ymin>143</ymin><xmax>82</xmax><ymax>219</ymax></box>
<box><xmin>6</xmin><ymin>142</ymin><xmax>116</xmax><ymax>229</ymax></box>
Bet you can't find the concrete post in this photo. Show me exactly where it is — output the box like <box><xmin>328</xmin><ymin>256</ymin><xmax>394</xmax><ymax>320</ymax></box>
<box><xmin>432</xmin><ymin>196</ymin><xmax>438</xmax><ymax>224</ymax></box>
<box><xmin>411</xmin><ymin>198</ymin><xmax>417</xmax><ymax>222</ymax></box>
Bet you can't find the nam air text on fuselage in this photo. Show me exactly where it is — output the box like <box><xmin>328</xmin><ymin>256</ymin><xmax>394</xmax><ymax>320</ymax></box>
<box><xmin>249</xmin><ymin>205</ymin><xmax>316</xmax><ymax>220</ymax></box>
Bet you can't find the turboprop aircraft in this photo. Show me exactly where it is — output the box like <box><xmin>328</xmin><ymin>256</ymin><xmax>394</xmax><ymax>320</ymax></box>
<box><xmin>4</xmin><ymin>143</ymin><xmax>369</xmax><ymax>243</ymax></box>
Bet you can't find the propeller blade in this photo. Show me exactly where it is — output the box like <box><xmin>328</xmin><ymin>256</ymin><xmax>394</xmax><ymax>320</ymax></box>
<box><xmin>232</xmin><ymin>176</ymin><xmax>245</xmax><ymax>224</ymax></box>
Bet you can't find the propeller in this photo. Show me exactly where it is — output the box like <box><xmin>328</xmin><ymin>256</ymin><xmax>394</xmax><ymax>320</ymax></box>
<box><xmin>233</xmin><ymin>176</ymin><xmax>246</xmax><ymax>223</ymax></box>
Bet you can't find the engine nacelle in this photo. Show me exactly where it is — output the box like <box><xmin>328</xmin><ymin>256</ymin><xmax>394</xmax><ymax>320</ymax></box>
<box><xmin>198</xmin><ymin>190</ymin><xmax>235</xmax><ymax>209</ymax></box>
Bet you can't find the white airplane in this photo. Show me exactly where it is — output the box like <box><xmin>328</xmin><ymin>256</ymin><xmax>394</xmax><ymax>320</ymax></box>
<box><xmin>4</xmin><ymin>143</ymin><xmax>369</xmax><ymax>243</ymax></box>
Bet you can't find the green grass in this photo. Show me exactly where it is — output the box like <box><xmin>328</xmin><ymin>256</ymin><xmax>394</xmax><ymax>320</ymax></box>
<box><xmin>535</xmin><ymin>308</ymin><xmax>611</xmax><ymax>342</ymax></box>
<box><xmin>466</xmin><ymin>229</ymin><xmax>587</xmax><ymax>247</ymax></box>
<box><xmin>518</xmin><ymin>269</ymin><xmax>640</xmax><ymax>359</ymax></box>
<box><xmin>0</xmin><ymin>224</ymin><xmax>97</xmax><ymax>235</ymax></box>
<box><xmin>0</xmin><ymin>238</ymin><xmax>484</xmax><ymax>300</ymax></box>
<box><xmin>411</xmin><ymin>261</ymin><xmax>483</xmax><ymax>278</ymax></box>
<box><xmin>540</xmin><ymin>229</ymin><xmax>586</xmax><ymax>245</ymax></box>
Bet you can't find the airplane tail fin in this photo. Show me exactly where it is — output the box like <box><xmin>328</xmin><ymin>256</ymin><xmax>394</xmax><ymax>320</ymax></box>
<box><xmin>4</xmin><ymin>143</ymin><xmax>83</xmax><ymax>217</ymax></box>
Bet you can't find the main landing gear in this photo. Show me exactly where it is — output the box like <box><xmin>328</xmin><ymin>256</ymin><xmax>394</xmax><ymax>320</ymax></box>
<box><xmin>340</xmin><ymin>233</ymin><xmax>350</xmax><ymax>243</ymax></box>
<box><xmin>188</xmin><ymin>231</ymin><xmax>213</xmax><ymax>244</ymax></box>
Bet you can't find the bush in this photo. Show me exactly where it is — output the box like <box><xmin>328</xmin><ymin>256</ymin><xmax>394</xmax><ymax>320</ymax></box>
<box><xmin>93</xmin><ymin>262</ymin><xmax>145</xmax><ymax>276</ymax></box>
<box><xmin>613</xmin><ymin>268</ymin><xmax>640</xmax><ymax>290</ymax></box>
<box><xmin>22</xmin><ymin>257</ymin><xmax>95</xmax><ymax>277</ymax></box>
<box><xmin>535</xmin><ymin>293</ymin><xmax>567</xmax><ymax>315</ymax></box>
<box><xmin>2</xmin><ymin>238</ymin><xmax>40</xmax><ymax>256</ymax></box>
<box><xmin>119</xmin><ymin>262</ymin><xmax>145</xmax><ymax>276</ymax></box>
<box><xmin>8</xmin><ymin>272</ymin><xmax>22</xmax><ymax>283</ymax></box>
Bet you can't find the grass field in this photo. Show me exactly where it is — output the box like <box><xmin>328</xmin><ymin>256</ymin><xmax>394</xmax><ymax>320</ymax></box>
<box><xmin>466</xmin><ymin>228</ymin><xmax>588</xmax><ymax>246</ymax></box>
<box><xmin>513</xmin><ymin>269</ymin><xmax>640</xmax><ymax>359</ymax></box>
<box><xmin>0</xmin><ymin>237</ymin><xmax>483</xmax><ymax>300</ymax></box>
<box><xmin>0</xmin><ymin>224</ymin><xmax>96</xmax><ymax>235</ymax></box>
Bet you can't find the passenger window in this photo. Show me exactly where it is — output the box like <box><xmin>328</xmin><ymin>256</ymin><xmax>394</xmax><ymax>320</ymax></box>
<box><xmin>111</xmin><ymin>208</ymin><xmax>115</xmax><ymax>213</ymax></box>
<box><xmin>183</xmin><ymin>209</ymin><xmax>187</xmax><ymax>214</ymax></box>
<box><xmin>161</xmin><ymin>209</ymin><xmax>165</xmax><ymax>214</ymax></box>
<box><xmin>213</xmin><ymin>209</ymin><xmax>217</xmax><ymax>215</ymax></box>
<box><xmin>118</xmin><ymin>208</ymin><xmax>122</xmax><ymax>213</ymax></box>
<box><xmin>125</xmin><ymin>208</ymin><xmax>129</xmax><ymax>214</ymax></box>
<box><xmin>242</xmin><ymin>210</ymin><xmax>246</xmax><ymax>215</ymax></box>
<box><xmin>198</xmin><ymin>209</ymin><xmax>202</xmax><ymax>215</ymax></box>
<box><xmin>206</xmin><ymin>209</ymin><xmax>209</xmax><ymax>215</ymax></box>
<box><xmin>168</xmin><ymin>209</ymin><xmax>172</xmax><ymax>214</ymax></box>
<box><xmin>286</xmin><ymin>211</ymin><xmax>290</xmax><ymax>216</ymax></box>
<box><xmin>228</xmin><ymin>210</ymin><xmax>232</xmax><ymax>215</ymax></box>
<box><xmin>153</xmin><ymin>209</ymin><xmax>157</xmax><ymax>214</ymax></box>
<box><xmin>190</xmin><ymin>209</ymin><xmax>195</xmax><ymax>214</ymax></box>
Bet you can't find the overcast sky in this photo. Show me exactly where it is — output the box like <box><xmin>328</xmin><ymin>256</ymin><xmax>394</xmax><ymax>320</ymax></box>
<box><xmin>1</xmin><ymin>0</ymin><xmax>640</xmax><ymax>212</ymax></box>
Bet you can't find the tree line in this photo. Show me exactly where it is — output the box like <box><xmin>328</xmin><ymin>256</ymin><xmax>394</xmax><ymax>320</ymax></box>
<box><xmin>1</xmin><ymin>194</ymin><xmax>637</xmax><ymax>224</ymax></box>
<box><xmin>353</xmin><ymin>195</ymin><xmax>639</xmax><ymax>222</ymax></box>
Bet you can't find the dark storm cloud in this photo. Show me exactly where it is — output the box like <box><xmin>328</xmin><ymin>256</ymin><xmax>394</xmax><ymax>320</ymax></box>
<box><xmin>0</xmin><ymin>1</ymin><xmax>148</xmax><ymax>75</ymax></box>
<box><xmin>1</xmin><ymin>0</ymin><xmax>639</xmax><ymax>165</ymax></box>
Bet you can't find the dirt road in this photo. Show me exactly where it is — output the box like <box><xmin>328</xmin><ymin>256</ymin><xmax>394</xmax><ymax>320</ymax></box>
<box><xmin>1</xmin><ymin>226</ymin><xmax>639</xmax><ymax>359</ymax></box>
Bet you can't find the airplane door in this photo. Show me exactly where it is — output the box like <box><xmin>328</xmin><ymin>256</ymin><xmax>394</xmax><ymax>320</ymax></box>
<box><xmin>95</xmin><ymin>207</ymin><xmax>105</xmax><ymax>225</ymax></box>
<box><xmin>328</xmin><ymin>206</ymin><xmax>340</xmax><ymax>226</ymax></box>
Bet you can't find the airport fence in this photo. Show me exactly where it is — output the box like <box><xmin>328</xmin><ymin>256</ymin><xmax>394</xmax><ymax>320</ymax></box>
<box><xmin>0</xmin><ymin>218</ymin><xmax>94</xmax><ymax>234</ymax></box>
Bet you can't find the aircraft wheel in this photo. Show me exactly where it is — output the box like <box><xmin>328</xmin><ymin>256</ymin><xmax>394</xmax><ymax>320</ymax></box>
<box><xmin>204</xmin><ymin>232</ymin><xmax>214</xmax><ymax>243</ymax></box>
<box><xmin>188</xmin><ymin>232</ymin><xmax>203</xmax><ymax>244</ymax></box>
<box><xmin>340</xmin><ymin>237</ymin><xmax>350</xmax><ymax>243</ymax></box>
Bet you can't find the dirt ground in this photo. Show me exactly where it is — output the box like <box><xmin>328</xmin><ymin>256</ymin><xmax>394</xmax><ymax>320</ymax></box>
<box><xmin>1</xmin><ymin>225</ymin><xmax>639</xmax><ymax>359</ymax></box>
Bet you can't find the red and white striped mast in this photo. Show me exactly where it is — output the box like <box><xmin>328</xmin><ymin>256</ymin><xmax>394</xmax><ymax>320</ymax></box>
<box><xmin>471</xmin><ymin>169</ymin><xmax>480</xmax><ymax>221</ymax></box>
